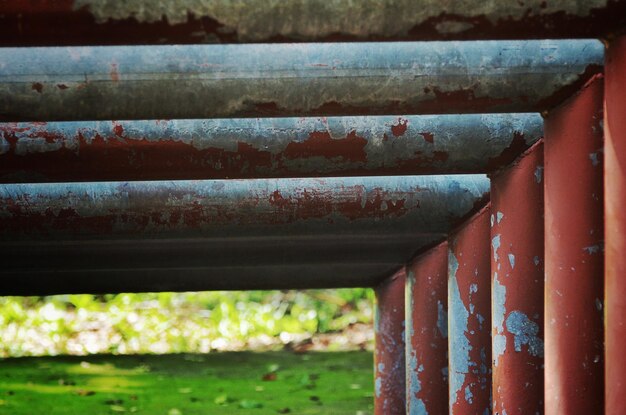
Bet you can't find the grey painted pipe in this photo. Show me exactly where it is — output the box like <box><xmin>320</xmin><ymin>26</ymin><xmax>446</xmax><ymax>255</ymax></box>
<box><xmin>0</xmin><ymin>175</ymin><xmax>489</xmax><ymax>241</ymax></box>
<box><xmin>0</xmin><ymin>114</ymin><xmax>542</xmax><ymax>182</ymax></box>
<box><xmin>0</xmin><ymin>234</ymin><xmax>444</xmax><ymax>294</ymax></box>
<box><xmin>0</xmin><ymin>234</ymin><xmax>442</xmax><ymax>270</ymax></box>
<box><xmin>0</xmin><ymin>40</ymin><xmax>603</xmax><ymax>121</ymax></box>
<box><xmin>0</xmin><ymin>263</ymin><xmax>406</xmax><ymax>295</ymax></box>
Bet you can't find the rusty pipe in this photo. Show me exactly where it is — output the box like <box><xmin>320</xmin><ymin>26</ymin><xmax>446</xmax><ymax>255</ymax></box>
<box><xmin>0</xmin><ymin>114</ymin><xmax>542</xmax><ymax>182</ymax></box>
<box><xmin>0</xmin><ymin>40</ymin><xmax>603</xmax><ymax>121</ymax></box>
<box><xmin>0</xmin><ymin>175</ymin><xmax>489</xmax><ymax>241</ymax></box>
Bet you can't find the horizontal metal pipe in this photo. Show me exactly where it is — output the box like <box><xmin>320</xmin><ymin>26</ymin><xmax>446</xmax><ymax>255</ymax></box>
<box><xmin>0</xmin><ymin>114</ymin><xmax>542</xmax><ymax>182</ymax></box>
<box><xmin>0</xmin><ymin>234</ymin><xmax>443</xmax><ymax>272</ymax></box>
<box><xmin>0</xmin><ymin>1</ymin><xmax>624</xmax><ymax>45</ymax></box>
<box><xmin>0</xmin><ymin>40</ymin><xmax>603</xmax><ymax>121</ymax></box>
<box><xmin>0</xmin><ymin>262</ymin><xmax>403</xmax><ymax>295</ymax></box>
<box><xmin>0</xmin><ymin>175</ymin><xmax>489</xmax><ymax>241</ymax></box>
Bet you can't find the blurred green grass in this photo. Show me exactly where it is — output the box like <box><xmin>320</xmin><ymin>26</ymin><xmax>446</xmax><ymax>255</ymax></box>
<box><xmin>0</xmin><ymin>351</ymin><xmax>374</xmax><ymax>415</ymax></box>
<box><xmin>0</xmin><ymin>289</ymin><xmax>374</xmax><ymax>357</ymax></box>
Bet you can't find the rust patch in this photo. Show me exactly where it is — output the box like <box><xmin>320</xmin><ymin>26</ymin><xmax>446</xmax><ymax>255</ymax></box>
<box><xmin>110</xmin><ymin>63</ymin><xmax>120</xmax><ymax>82</ymax></box>
<box><xmin>391</xmin><ymin>117</ymin><xmax>409</xmax><ymax>137</ymax></box>
<box><xmin>486</xmin><ymin>132</ymin><xmax>531</xmax><ymax>173</ymax></box>
<box><xmin>538</xmin><ymin>64</ymin><xmax>604</xmax><ymax>111</ymax></box>
<box><xmin>282</xmin><ymin>130</ymin><xmax>367</xmax><ymax>163</ymax></box>
<box><xmin>419</xmin><ymin>132</ymin><xmax>435</xmax><ymax>143</ymax></box>
<box><xmin>57</xmin><ymin>84</ymin><xmax>69</xmax><ymax>90</ymax></box>
<box><xmin>31</xmin><ymin>82</ymin><xmax>43</xmax><ymax>93</ymax></box>
<box><xmin>417</xmin><ymin>86</ymin><xmax>514</xmax><ymax>112</ymax></box>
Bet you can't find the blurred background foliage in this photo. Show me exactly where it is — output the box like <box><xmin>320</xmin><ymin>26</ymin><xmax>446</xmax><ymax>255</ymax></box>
<box><xmin>0</xmin><ymin>289</ymin><xmax>374</xmax><ymax>358</ymax></box>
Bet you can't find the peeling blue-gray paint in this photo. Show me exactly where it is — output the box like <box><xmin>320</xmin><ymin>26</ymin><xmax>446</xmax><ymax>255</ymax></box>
<box><xmin>437</xmin><ymin>300</ymin><xmax>448</xmax><ymax>339</ymax></box>
<box><xmin>409</xmin><ymin>398</ymin><xmax>428</xmax><ymax>415</ymax></box>
<box><xmin>506</xmin><ymin>310</ymin><xmax>544</xmax><ymax>357</ymax></box>
<box><xmin>449</xmin><ymin>264</ymin><xmax>471</xmax><ymax>408</ymax></box>
<box><xmin>493</xmin><ymin>272</ymin><xmax>507</xmax><ymax>366</ymax></box>
<box><xmin>533</xmin><ymin>255</ymin><xmax>540</xmax><ymax>266</ymax></box>
<box><xmin>496</xmin><ymin>211</ymin><xmax>504</xmax><ymax>223</ymax></box>
<box><xmin>508</xmin><ymin>253</ymin><xmax>515</xmax><ymax>269</ymax></box>
<box><xmin>493</xmin><ymin>334</ymin><xmax>507</xmax><ymax>367</ymax></box>
<box><xmin>375</xmin><ymin>376</ymin><xmax>382</xmax><ymax>398</ymax></box>
<box><xmin>492</xmin><ymin>235</ymin><xmax>501</xmax><ymax>262</ymax></box>
<box><xmin>589</xmin><ymin>152</ymin><xmax>600</xmax><ymax>166</ymax></box>
<box><xmin>465</xmin><ymin>385</ymin><xmax>474</xmax><ymax>404</ymax></box>
<box><xmin>583</xmin><ymin>244</ymin><xmax>602</xmax><ymax>254</ymax></box>
<box><xmin>534</xmin><ymin>165</ymin><xmax>544</xmax><ymax>183</ymax></box>
<box><xmin>470</xmin><ymin>283</ymin><xmax>478</xmax><ymax>294</ymax></box>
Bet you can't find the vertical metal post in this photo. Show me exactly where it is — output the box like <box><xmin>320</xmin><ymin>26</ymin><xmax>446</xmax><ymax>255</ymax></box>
<box><xmin>405</xmin><ymin>242</ymin><xmax>449</xmax><ymax>414</ymax></box>
<box><xmin>448</xmin><ymin>205</ymin><xmax>492</xmax><ymax>415</ymax></box>
<box><xmin>490</xmin><ymin>141</ymin><xmax>544</xmax><ymax>415</ymax></box>
<box><xmin>544</xmin><ymin>76</ymin><xmax>604</xmax><ymax>414</ymax></box>
<box><xmin>605</xmin><ymin>35</ymin><xmax>626</xmax><ymax>415</ymax></box>
<box><xmin>374</xmin><ymin>267</ymin><xmax>406</xmax><ymax>415</ymax></box>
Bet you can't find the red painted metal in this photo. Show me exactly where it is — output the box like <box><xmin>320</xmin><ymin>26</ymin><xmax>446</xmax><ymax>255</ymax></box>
<box><xmin>405</xmin><ymin>242</ymin><xmax>448</xmax><ymax>415</ymax></box>
<box><xmin>490</xmin><ymin>141</ymin><xmax>544</xmax><ymax>415</ymax></box>
<box><xmin>448</xmin><ymin>205</ymin><xmax>491</xmax><ymax>415</ymax></box>
<box><xmin>0</xmin><ymin>0</ymin><xmax>625</xmax><ymax>46</ymax></box>
<box><xmin>374</xmin><ymin>268</ymin><xmax>406</xmax><ymax>415</ymax></box>
<box><xmin>544</xmin><ymin>75</ymin><xmax>604</xmax><ymax>414</ymax></box>
<box><xmin>605</xmin><ymin>34</ymin><xmax>626</xmax><ymax>415</ymax></box>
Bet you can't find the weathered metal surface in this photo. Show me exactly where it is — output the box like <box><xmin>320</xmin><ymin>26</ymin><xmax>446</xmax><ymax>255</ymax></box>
<box><xmin>1</xmin><ymin>1</ymin><xmax>625</xmax><ymax>45</ymax></box>
<box><xmin>490</xmin><ymin>142</ymin><xmax>544</xmax><ymax>415</ymax></box>
<box><xmin>374</xmin><ymin>268</ymin><xmax>406</xmax><ymax>415</ymax></box>
<box><xmin>1</xmin><ymin>262</ymin><xmax>403</xmax><ymax>296</ymax></box>
<box><xmin>0</xmin><ymin>114</ymin><xmax>542</xmax><ymax>183</ymax></box>
<box><xmin>0</xmin><ymin>175</ymin><xmax>489</xmax><ymax>241</ymax></box>
<box><xmin>0</xmin><ymin>233</ymin><xmax>443</xmax><ymax>295</ymax></box>
<box><xmin>0</xmin><ymin>41</ymin><xmax>603</xmax><ymax>121</ymax></box>
<box><xmin>544</xmin><ymin>76</ymin><xmax>604</xmax><ymax>414</ymax></box>
<box><xmin>448</xmin><ymin>205</ymin><xmax>492</xmax><ymax>415</ymax></box>
<box><xmin>605</xmin><ymin>35</ymin><xmax>626</xmax><ymax>415</ymax></box>
<box><xmin>405</xmin><ymin>242</ymin><xmax>449</xmax><ymax>415</ymax></box>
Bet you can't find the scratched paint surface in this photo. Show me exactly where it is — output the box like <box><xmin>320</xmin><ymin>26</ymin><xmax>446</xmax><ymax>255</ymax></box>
<box><xmin>0</xmin><ymin>41</ymin><xmax>603</xmax><ymax>121</ymax></box>
<box><xmin>490</xmin><ymin>142</ymin><xmax>544</xmax><ymax>415</ymax></box>
<box><xmin>1</xmin><ymin>0</ymin><xmax>624</xmax><ymax>45</ymax></box>
<box><xmin>544</xmin><ymin>75</ymin><xmax>604</xmax><ymax>414</ymax></box>
<box><xmin>405</xmin><ymin>242</ymin><xmax>448</xmax><ymax>415</ymax></box>
<box><xmin>448</xmin><ymin>206</ymin><xmax>492</xmax><ymax>415</ymax></box>
<box><xmin>604</xmin><ymin>35</ymin><xmax>626</xmax><ymax>415</ymax></box>
<box><xmin>375</xmin><ymin>268</ymin><xmax>406</xmax><ymax>415</ymax></box>
<box><xmin>0</xmin><ymin>175</ymin><xmax>489</xmax><ymax>241</ymax></box>
<box><xmin>0</xmin><ymin>114</ymin><xmax>543</xmax><ymax>182</ymax></box>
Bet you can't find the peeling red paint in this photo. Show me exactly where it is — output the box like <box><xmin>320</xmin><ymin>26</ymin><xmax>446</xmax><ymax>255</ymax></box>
<box><xmin>391</xmin><ymin>118</ymin><xmax>408</xmax><ymax>137</ymax></box>
<box><xmin>605</xmin><ymin>35</ymin><xmax>626</xmax><ymax>415</ymax></box>
<box><xmin>406</xmin><ymin>242</ymin><xmax>448</xmax><ymax>415</ymax></box>
<box><xmin>448</xmin><ymin>206</ymin><xmax>492</xmax><ymax>415</ymax></box>
<box><xmin>490</xmin><ymin>141</ymin><xmax>544</xmax><ymax>415</ymax></box>
<box><xmin>374</xmin><ymin>268</ymin><xmax>406</xmax><ymax>415</ymax></box>
<box><xmin>544</xmin><ymin>75</ymin><xmax>604</xmax><ymax>415</ymax></box>
<box><xmin>283</xmin><ymin>131</ymin><xmax>367</xmax><ymax>163</ymax></box>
